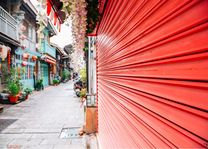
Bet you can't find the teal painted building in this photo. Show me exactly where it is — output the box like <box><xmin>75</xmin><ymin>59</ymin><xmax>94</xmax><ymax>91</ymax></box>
<box><xmin>14</xmin><ymin>1</ymin><xmax>40</xmax><ymax>90</ymax></box>
<box><xmin>15</xmin><ymin>48</ymin><xmax>41</xmax><ymax>89</ymax></box>
<box><xmin>39</xmin><ymin>22</ymin><xmax>57</xmax><ymax>87</ymax></box>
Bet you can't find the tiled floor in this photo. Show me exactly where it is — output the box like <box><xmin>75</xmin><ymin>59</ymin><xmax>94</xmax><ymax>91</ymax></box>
<box><xmin>0</xmin><ymin>82</ymin><xmax>85</xmax><ymax>149</ymax></box>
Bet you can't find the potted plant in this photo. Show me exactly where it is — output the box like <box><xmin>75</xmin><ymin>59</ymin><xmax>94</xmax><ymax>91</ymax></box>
<box><xmin>7</xmin><ymin>82</ymin><xmax>20</xmax><ymax>103</ymax></box>
<box><xmin>6</xmin><ymin>68</ymin><xmax>22</xmax><ymax>103</ymax></box>
<box><xmin>53</xmin><ymin>79</ymin><xmax>59</xmax><ymax>86</ymax></box>
<box><xmin>24</xmin><ymin>88</ymin><xmax>33</xmax><ymax>99</ymax></box>
<box><xmin>19</xmin><ymin>92</ymin><xmax>27</xmax><ymax>101</ymax></box>
<box><xmin>80</xmin><ymin>88</ymin><xmax>87</xmax><ymax>102</ymax></box>
<box><xmin>61</xmin><ymin>70</ymin><xmax>71</xmax><ymax>83</ymax></box>
<box><xmin>35</xmin><ymin>79</ymin><xmax>44</xmax><ymax>91</ymax></box>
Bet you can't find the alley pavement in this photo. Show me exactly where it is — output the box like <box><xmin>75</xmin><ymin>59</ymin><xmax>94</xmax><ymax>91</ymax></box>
<box><xmin>0</xmin><ymin>81</ymin><xmax>85</xmax><ymax>149</ymax></box>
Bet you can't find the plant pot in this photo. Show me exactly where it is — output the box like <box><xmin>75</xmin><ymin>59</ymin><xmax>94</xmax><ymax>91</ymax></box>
<box><xmin>25</xmin><ymin>94</ymin><xmax>29</xmax><ymax>100</ymax></box>
<box><xmin>9</xmin><ymin>95</ymin><xmax>19</xmax><ymax>103</ymax></box>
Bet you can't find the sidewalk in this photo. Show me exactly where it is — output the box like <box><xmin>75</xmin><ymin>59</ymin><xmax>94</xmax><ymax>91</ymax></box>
<box><xmin>0</xmin><ymin>82</ymin><xmax>85</xmax><ymax>149</ymax></box>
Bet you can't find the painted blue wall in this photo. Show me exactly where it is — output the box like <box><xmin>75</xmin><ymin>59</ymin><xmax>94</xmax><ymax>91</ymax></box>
<box><xmin>15</xmin><ymin>47</ymin><xmax>40</xmax><ymax>89</ymax></box>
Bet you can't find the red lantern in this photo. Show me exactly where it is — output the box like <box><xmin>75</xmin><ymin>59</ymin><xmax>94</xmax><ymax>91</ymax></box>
<box><xmin>32</xmin><ymin>56</ymin><xmax>37</xmax><ymax>61</ymax></box>
<box><xmin>22</xmin><ymin>61</ymin><xmax>27</xmax><ymax>66</ymax></box>
<box><xmin>7</xmin><ymin>50</ymin><xmax>11</xmax><ymax>71</ymax></box>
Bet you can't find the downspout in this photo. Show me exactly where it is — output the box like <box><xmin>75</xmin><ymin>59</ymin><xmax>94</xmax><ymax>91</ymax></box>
<box><xmin>88</xmin><ymin>36</ymin><xmax>91</xmax><ymax>95</ymax></box>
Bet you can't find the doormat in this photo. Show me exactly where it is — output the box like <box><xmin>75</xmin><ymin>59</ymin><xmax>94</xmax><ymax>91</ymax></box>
<box><xmin>0</xmin><ymin>119</ymin><xmax>17</xmax><ymax>132</ymax></box>
<box><xmin>60</xmin><ymin>127</ymin><xmax>81</xmax><ymax>139</ymax></box>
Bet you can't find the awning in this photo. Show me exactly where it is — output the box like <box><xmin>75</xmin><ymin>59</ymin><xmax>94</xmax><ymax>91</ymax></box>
<box><xmin>46</xmin><ymin>58</ymin><xmax>56</xmax><ymax>65</ymax></box>
<box><xmin>45</xmin><ymin>55</ymin><xmax>56</xmax><ymax>65</ymax></box>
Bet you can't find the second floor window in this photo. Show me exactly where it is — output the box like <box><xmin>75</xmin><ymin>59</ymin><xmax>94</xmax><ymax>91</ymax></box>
<box><xmin>22</xmin><ymin>21</ymin><xmax>36</xmax><ymax>43</ymax></box>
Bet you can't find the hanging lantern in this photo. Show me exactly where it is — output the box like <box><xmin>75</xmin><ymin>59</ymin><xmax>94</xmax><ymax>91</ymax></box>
<box><xmin>53</xmin><ymin>64</ymin><xmax>56</xmax><ymax>74</ymax></box>
<box><xmin>23</xmin><ymin>53</ymin><xmax>29</xmax><ymax>59</ymax></box>
<box><xmin>22</xmin><ymin>61</ymin><xmax>27</xmax><ymax>66</ymax></box>
<box><xmin>20</xmin><ymin>24</ymin><xmax>26</xmax><ymax>31</ymax></box>
<box><xmin>17</xmin><ymin>67</ymin><xmax>21</xmax><ymax>77</ymax></box>
<box><xmin>21</xmin><ymin>44</ymin><xmax>26</xmax><ymax>50</ymax></box>
<box><xmin>0</xmin><ymin>45</ymin><xmax>8</xmax><ymax>61</ymax></box>
<box><xmin>7</xmin><ymin>50</ymin><xmax>11</xmax><ymax>71</ymax></box>
<box><xmin>32</xmin><ymin>56</ymin><xmax>38</xmax><ymax>61</ymax></box>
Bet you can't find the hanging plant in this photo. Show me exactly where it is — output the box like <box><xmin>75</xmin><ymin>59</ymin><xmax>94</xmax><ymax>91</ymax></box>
<box><xmin>62</xmin><ymin>0</ymin><xmax>73</xmax><ymax>16</ymax></box>
<box><xmin>35</xmin><ymin>1</ymin><xmax>48</xmax><ymax>52</ymax></box>
<box><xmin>37</xmin><ymin>20</ymin><xmax>45</xmax><ymax>52</ymax></box>
<box><xmin>61</xmin><ymin>0</ymin><xmax>87</xmax><ymax>72</ymax></box>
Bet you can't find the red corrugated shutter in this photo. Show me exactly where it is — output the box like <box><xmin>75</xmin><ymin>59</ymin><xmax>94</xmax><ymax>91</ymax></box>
<box><xmin>96</xmin><ymin>0</ymin><xmax>208</xmax><ymax>148</ymax></box>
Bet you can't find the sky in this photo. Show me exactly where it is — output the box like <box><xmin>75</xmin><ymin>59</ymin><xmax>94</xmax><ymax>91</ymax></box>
<box><xmin>50</xmin><ymin>22</ymin><xmax>73</xmax><ymax>48</ymax></box>
<box><xmin>30</xmin><ymin>0</ymin><xmax>73</xmax><ymax>48</ymax></box>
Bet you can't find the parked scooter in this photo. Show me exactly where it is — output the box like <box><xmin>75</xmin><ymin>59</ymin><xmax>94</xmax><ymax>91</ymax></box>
<box><xmin>74</xmin><ymin>79</ymin><xmax>83</xmax><ymax>97</ymax></box>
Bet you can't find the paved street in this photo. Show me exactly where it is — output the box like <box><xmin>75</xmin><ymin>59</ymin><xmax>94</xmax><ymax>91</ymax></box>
<box><xmin>0</xmin><ymin>82</ymin><xmax>85</xmax><ymax>149</ymax></box>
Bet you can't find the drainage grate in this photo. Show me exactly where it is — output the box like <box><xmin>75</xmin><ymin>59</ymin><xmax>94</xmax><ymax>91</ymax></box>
<box><xmin>0</xmin><ymin>119</ymin><xmax>17</xmax><ymax>132</ymax></box>
<box><xmin>60</xmin><ymin>127</ymin><xmax>81</xmax><ymax>139</ymax></box>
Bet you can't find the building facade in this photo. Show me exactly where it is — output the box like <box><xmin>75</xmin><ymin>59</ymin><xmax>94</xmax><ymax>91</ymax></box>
<box><xmin>51</xmin><ymin>43</ymin><xmax>68</xmax><ymax>80</ymax></box>
<box><xmin>0</xmin><ymin>0</ymin><xmax>65</xmax><ymax>90</ymax></box>
<box><xmin>0</xmin><ymin>0</ymin><xmax>20</xmax><ymax>91</ymax></box>
<box><xmin>14</xmin><ymin>0</ymin><xmax>40</xmax><ymax>89</ymax></box>
<box><xmin>40</xmin><ymin>23</ymin><xmax>57</xmax><ymax>87</ymax></box>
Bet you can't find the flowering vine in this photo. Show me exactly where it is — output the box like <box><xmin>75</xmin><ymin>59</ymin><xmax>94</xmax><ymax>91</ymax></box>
<box><xmin>36</xmin><ymin>0</ymin><xmax>47</xmax><ymax>52</ymax></box>
<box><xmin>61</xmin><ymin>0</ymin><xmax>87</xmax><ymax>51</ymax></box>
<box><xmin>61</xmin><ymin>0</ymin><xmax>88</xmax><ymax>71</ymax></box>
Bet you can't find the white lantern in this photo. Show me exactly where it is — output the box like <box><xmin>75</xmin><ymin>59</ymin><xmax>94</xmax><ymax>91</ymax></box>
<box><xmin>0</xmin><ymin>45</ymin><xmax>8</xmax><ymax>61</ymax></box>
<box><xmin>20</xmin><ymin>25</ymin><xmax>26</xmax><ymax>31</ymax></box>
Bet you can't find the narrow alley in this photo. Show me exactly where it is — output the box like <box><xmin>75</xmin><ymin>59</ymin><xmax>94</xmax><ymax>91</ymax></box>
<box><xmin>0</xmin><ymin>0</ymin><xmax>207</xmax><ymax>148</ymax></box>
<box><xmin>0</xmin><ymin>82</ymin><xmax>85</xmax><ymax>149</ymax></box>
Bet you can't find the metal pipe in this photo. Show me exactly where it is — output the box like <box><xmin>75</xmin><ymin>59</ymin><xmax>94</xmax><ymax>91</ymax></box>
<box><xmin>88</xmin><ymin>36</ymin><xmax>91</xmax><ymax>95</ymax></box>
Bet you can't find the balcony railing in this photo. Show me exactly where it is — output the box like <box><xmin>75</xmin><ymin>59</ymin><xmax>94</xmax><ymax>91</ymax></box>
<box><xmin>42</xmin><ymin>40</ymin><xmax>56</xmax><ymax>58</ymax></box>
<box><xmin>0</xmin><ymin>6</ymin><xmax>18</xmax><ymax>41</ymax></box>
<box><xmin>23</xmin><ymin>37</ymin><xmax>36</xmax><ymax>51</ymax></box>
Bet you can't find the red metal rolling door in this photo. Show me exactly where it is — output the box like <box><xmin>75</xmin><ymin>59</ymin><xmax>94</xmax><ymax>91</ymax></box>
<box><xmin>96</xmin><ymin>0</ymin><xmax>208</xmax><ymax>148</ymax></box>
